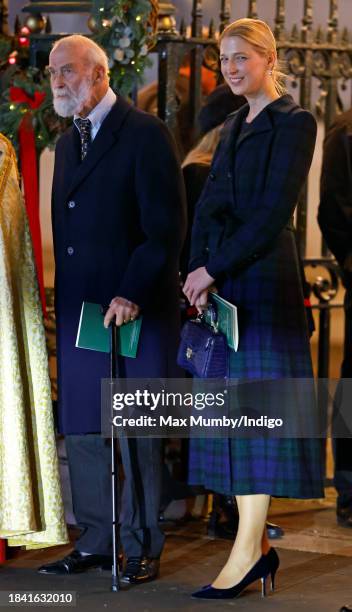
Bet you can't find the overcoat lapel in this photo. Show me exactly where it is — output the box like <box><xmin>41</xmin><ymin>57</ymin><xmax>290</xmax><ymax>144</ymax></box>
<box><xmin>223</xmin><ymin>103</ymin><xmax>273</xmax><ymax>155</ymax></box>
<box><xmin>226</xmin><ymin>95</ymin><xmax>299</xmax><ymax>155</ymax></box>
<box><xmin>223</xmin><ymin>95</ymin><xmax>296</xmax><ymax>172</ymax></box>
<box><xmin>235</xmin><ymin>110</ymin><xmax>273</xmax><ymax>150</ymax></box>
<box><xmin>236</xmin><ymin>108</ymin><xmax>273</xmax><ymax>150</ymax></box>
<box><xmin>64</xmin><ymin>96</ymin><xmax>132</xmax><ymax>200</ymax></box>
<box><xmin>223</xmin><ymin>104</ymin><xmax>248</xmax><ymax>155</ymax></box>
<box><xmin>65</xmin><ymin>126</ymin><xmax>81</xmax><ymax>169</ymax></box>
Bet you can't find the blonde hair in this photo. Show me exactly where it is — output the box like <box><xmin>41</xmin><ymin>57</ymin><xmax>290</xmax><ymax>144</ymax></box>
<box><xmin>220</xmin><ymin>18</ymin><xmax>287</xmax><ymax>96</ymax></box>
<box><xmin>182</xmin><ymin>126</ymin><xmax>221</xmax><ymax>168</ymax></box>
<box><xmin>51</xmin><ymin>35</ymin><xmax>109</xmax><ymax>75</ymax></box>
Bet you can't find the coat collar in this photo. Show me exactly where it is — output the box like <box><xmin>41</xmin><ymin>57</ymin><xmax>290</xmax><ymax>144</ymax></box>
<box><xmin>224</xmin><ymin>94</ymin><xmax>295</xmax><ymax>152</ymax></box>
<box><xmin>64</xmin><ymin>96</ymin><xmax>132</xmax><ymax>199</ymax></box>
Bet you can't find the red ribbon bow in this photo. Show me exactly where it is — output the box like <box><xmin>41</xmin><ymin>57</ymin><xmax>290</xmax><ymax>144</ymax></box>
<box><xmin>10</xmin><ymin>87</ymin><xmax>47</xmax><ymax>315</ymax></box>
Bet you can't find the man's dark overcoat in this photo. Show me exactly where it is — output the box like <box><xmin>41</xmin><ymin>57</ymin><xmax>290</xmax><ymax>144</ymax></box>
<box><xmin>52</xmin><ymin>97</ymin><xmax>186</xmax><ymax>434</ymax></box>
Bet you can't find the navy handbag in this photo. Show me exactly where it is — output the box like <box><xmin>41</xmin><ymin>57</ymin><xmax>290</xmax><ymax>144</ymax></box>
<box><xmin>177</xmin><ymin>306</ymin><xmax>228</xmax><ymax>378</ymax></box>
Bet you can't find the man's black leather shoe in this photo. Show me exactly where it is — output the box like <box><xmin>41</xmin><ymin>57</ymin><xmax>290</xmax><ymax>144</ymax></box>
<box><xmin>121</xmin><ymin>557</ymin><xmax>159</xmax><ymax>584</ymax></box>
<box><xmin>37</xmin><ymin>550</ymin><xmax>113</xmax><ymax>575</ymax></box>
<box><xmin>337</xmin><ymin>506</ymin><xmax>352</xmax><ymax>528</ymax></box>
<box><xmin>340</xmin><ymin>606</ymin><xmax>352</xmax><ymax>611</ymax></box>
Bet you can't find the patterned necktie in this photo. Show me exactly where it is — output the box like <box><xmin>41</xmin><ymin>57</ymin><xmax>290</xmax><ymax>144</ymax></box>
<box><xmin>75</xmin><ymin>118</ymin><xmax>92</xmax><ymax>161</ymax></box>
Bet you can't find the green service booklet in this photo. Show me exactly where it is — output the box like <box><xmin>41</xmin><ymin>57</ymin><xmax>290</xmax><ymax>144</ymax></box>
<box><xmin>75</xmin><ymin>302</ymin><xmax>142</xmax><ymax>358</ymax></box>
<box><xmin>205</xmin><ymin>292</ymin><xmax>239</xmax><ymax>351</ymax></box>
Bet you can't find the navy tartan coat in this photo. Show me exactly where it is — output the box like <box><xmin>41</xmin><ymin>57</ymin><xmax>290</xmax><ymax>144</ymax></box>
<box><xmin>52</xmin><ymin>97</ymin><xmax>186</xmax><ymax>434</ymax></box>
<box><xmin>188</xmin><ymin>95</ymin><xmax>324</xmax><ymax>498</ymax></box>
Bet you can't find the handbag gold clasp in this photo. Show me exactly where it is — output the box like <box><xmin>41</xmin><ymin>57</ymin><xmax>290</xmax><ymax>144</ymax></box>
<box><xmin>186</xmin><ymin>347</ymin><xmax>193</xmax><ymax>359</ymax></box>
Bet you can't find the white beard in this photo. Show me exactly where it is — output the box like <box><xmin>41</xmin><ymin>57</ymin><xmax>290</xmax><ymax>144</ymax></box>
<box><xmin>53</xmin><ymin>78</ymin><xmax>91</xmax><ymax>118</ymax></box>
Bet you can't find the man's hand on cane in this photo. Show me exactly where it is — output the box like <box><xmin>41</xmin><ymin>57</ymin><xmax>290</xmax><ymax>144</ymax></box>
<box><xmin>104</xmin><ymin>297</ymin><xmax>140</xmax><ymax>328</ymax></box>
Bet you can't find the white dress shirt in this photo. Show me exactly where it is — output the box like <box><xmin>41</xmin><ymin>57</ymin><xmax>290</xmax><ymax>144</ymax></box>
<box><xmin>74</xmin><ymin>87</ymin><xmax>117</xmax><ymax>141</ymax></box>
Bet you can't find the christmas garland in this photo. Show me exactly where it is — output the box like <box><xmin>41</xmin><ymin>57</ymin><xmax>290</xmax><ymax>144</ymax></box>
<box><xmin>0</xmin><ymin>67</ymin><xmax>70</xmax><ymax>156</ymax></box>
<box><xmin>93</xmin><ymin>0</ymin><xmax>158</xmax><ymax>96</ymax></box>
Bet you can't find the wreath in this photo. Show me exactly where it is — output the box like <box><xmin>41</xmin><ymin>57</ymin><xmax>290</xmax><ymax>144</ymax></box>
<box><xmin>93</xmin><ymin>0</ymin><xmax>158</xmax><ymax>96</ymax></box>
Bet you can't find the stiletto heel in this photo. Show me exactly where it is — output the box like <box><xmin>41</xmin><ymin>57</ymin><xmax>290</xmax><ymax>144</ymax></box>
<box><xmin>191</xmin><ymin>547</ymin><xmax>280</xmax><ymax>600</ymax></box>
<box><xmin>268</xmin><ymin>547</ymin><xmax>279</xmax><ymax>592</ymax></box>
<box><xmin>270</xmin><ymin>570</ymin><xmax>275</xmax><ymax>591</ymax></box>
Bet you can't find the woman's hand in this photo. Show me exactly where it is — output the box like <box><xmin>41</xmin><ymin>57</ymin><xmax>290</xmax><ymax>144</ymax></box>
<box><xmin>195</xmin><ymin>289</ymin><xmax>209</xmax><ymax>314</ymax></box>
<box><xmin>183</xmin><ymin>267</ymin><xmax>215</xmax><ymax>306</ymax></box>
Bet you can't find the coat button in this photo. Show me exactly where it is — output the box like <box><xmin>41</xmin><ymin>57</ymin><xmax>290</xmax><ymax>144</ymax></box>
<box><xmin>209</xmin><ymin>172</ymin><xmax>216</xmax><ymax>181</ymax></box>
<box><xmin>67</xmin><ymin>246</ymin><xmax>74</xmax><ymax>255</ymax></box>
<box><xmin>68</xmin><ymin>200</ymin><xmax>76</xmax><ymax>209</ymax></box>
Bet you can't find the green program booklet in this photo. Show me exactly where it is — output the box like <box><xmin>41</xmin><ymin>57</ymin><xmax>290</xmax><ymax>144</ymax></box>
<box><xmin>205</xmin><ymin>292</ymin><xmax>239</xmax><ymax>351</ymax></box>
<box><xmin>75</xmin><ymin>302</ymin><xmax>142</xmax><ymax>358</ymax></box>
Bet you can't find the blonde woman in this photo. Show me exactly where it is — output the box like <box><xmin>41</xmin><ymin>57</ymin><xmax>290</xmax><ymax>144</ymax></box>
<box><xmin>183</xmin><ymin>18</ymin><xmax>323</xmax><ymax>599</ymax></box>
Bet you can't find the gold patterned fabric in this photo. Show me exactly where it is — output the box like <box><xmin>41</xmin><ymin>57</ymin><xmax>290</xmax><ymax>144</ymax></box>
<box><xmin>0</xmin><ymin>134</ymin><xmax>68</xmax><ymax>549</ymax></box>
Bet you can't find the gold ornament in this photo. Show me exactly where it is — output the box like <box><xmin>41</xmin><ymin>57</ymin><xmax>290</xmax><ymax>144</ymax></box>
<box><xmin>157</xmin><ymin>2</ymin><xmax>177</xmax><ymax>36</ymax></box>
<box><xmin>87</xmin><ymin>15</ymin><xmax>99</xmax><ymax>33</ymax></box>
<box><xmin>25</xmin><ymin>13</ymin><xmax>45</xmax><ymax>34</ymax></box>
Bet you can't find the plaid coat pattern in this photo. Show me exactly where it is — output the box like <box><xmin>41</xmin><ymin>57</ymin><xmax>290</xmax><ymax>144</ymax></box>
<box><xmin>188</xmin><ymin>95</ymin><xmax>324</xmax><ymax>498</ymax></box>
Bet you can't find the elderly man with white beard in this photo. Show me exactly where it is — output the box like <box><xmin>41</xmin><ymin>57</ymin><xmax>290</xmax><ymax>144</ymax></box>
<box><xmin>38</xmin><ymin>35</ymin><xmax>186</xmax><ymax>584</ymax></box>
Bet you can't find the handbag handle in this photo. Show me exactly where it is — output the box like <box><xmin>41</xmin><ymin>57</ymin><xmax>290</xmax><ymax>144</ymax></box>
<box><xmin>196</xmin><ymin>303</ymin><xmax>219</xmax><ymax>333</ymax></box>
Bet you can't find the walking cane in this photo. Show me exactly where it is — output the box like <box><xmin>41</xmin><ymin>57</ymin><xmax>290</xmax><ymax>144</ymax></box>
<box><xmin>110</xmin><ymin>322</ymin><xmax>120</xmax><ymax>592</ymax></box>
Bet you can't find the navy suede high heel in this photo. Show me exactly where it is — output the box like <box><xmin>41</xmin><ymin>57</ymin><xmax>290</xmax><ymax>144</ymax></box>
<box><xmin>191</xmin><ymin>547</ymin><xmax>279</xmax><ymax>600</ymax></box>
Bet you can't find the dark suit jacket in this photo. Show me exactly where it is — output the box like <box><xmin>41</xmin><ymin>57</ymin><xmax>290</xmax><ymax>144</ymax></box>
<box><xmin>318</xmin><ymin>109</ymin><xmax>352</xmax><ymax>275</ymax></box>
<box><xmin>52</xmin><ymin>96</ymin><xmax>186</xmax><ymax>434</ymax></box>
<box><xmin>189</xmin><ymin>94</ymin><xmax>317</xmax><ymax>279</ymax></box>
